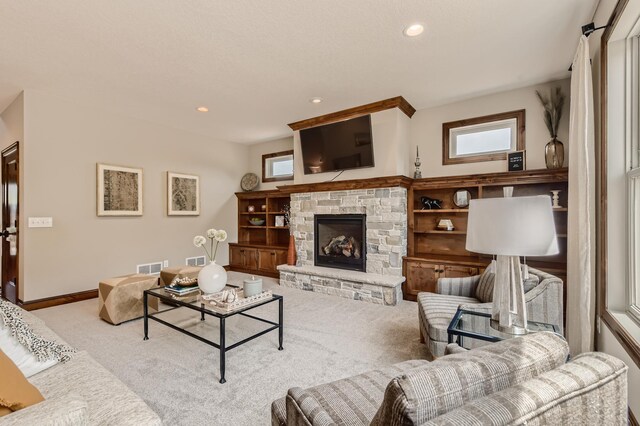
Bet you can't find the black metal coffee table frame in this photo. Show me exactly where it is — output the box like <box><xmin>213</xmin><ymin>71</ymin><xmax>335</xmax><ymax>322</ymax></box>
<box><xmin>143</xmin><ymin>285</ymin><xmax>283</xmax><ymax>384</ymax></box>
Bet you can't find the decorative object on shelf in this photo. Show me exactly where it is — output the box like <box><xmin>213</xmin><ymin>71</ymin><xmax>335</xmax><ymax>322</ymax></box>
<box><xmin>551</xmin><ymin>190</ymin><xmax>562</xmax><ymax>208</ymax></box>
<box><xmin>437</xmin><ymin>219</ymin><xmax>455</xmax><ymax>231</ymax></box>
<box><xmin>421</xmin><ymin>196</ymin><xmax>442</xmax><ymax>210</ymax></box>
<box><xmin>452</xmin><ymin>189</ymin><xmax>471</xmax><ymax>208</ymax></box>
<box><xmin>193</xmin><ymin>228</ymin><xmax>228</xmax><ymax>294</ymax></box>
<box><xmin>275</xmin><ymin>215</ymin><xmax>285</xmax><ymax>227</ymax></box>
<box><xmin>414</xmin><ymin>146</ymin><xmax>422</xmax><ymax>179</ymax></box>
<box><xmin>283</xmin><ymin>203</ymin><xmax>291</xmax><ymax>226</ymax></box>
<box><xmin>466</xmin><ymin>193</ymin><xmax>558</xmax><ymax>335</ymax></box>
<box><xmin>240</xmin><ymin>172</ymin><xmax>259</xmax><ymax>191</ymax></box>
<box><xmin>243</xmin><ymin>275</ymin><xmax>263</xmax><ymax>297</ymax></box>
<box><xmin>261</xmin><ymin>204</ymin><xmax>267</xmax><ymax>211</ymax></box>
<box><xmin>247</xmin><ymin>205</ymin><xmax>255</xmax><ymax>212</ymax></box>
<box><xmin>287</xmin><ymin>235</ymin><xmax>297</xmax><ymax>266</ymax></box>
<box><xmin>507</xmin><ymin>151</ymin><xmax>526</xmax><ymax>172</ymax></box>
<box><xmin>536</xmin><ymin>87</ymin><xmax>566</xmax><ymax>169</ymax></box>
<box><xmin>167</xmin><ymin>172</ymin><xmax>200</xmax><ymax>216</ymax></box>
<box><xmin>96</xmin><ymin>163</ymin><xmax>143</xmax><ymax>216</ymax></box>
<box><xmin>249</xmin><ymin>218</ymin><xmax>265</xmax><ymax>226</ymax></box>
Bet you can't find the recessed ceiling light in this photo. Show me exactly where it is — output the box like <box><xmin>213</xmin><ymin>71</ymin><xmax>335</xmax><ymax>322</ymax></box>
<box><xmin>196</xmin><ymin>106</ymin><xmax>209</xmax><ymax>112</ymax></box>
<box><xmin>404</xmin><ymin>24</ymin><xmax>424</xmax><ymax>37</ymax></box>
<box><xmin>309</xmin><ymin>97</ymin><xmax>323</xmax><ymax>104</ymax></box>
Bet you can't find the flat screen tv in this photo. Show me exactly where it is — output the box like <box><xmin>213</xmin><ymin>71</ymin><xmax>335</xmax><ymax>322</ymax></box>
<box><xmin>300</xmin><ymin>114</ymin><xmax>374</xmax><ymax>175</ymax></box>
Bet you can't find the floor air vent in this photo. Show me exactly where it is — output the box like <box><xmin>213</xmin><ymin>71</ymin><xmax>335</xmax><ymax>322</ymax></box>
<box><xmin>137</xmin><ymin>262</ymin><xmax>163</xmax><ymax>275</ymax></box>
<box><xmin>186</xmin><ymin>256</ymin><xmax>206</xmax><ymax>267</ymax></box>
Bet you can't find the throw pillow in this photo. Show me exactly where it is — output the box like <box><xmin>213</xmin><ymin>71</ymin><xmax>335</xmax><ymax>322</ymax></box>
<box><xmin>0</xmin><ymin>299</ymin><xmax>75</xmax><ymax>377</ymax></box>
<box><xmin>475</xmin><ymin>270</ymin><xmax>539</xmax><ymax>303</ymax></box>
<box><xmin>0</xmin><ymin>348</ymin><xmax>45</xmax><ymax>416</ymax></box>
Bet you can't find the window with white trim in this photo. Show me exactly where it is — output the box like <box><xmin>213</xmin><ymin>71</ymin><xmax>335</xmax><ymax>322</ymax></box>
<box><xmin>627</xmin><ymin>33</ymin><xmax>640</xmax><ymax>322</ymax></box>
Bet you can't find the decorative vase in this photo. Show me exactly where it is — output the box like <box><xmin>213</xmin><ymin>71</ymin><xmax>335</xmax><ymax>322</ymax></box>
<box><xmin>197</xmin><ymin>261</ymin><xmax>227</xmax><ymax>294</ymax></box>
<box><xmin>287</xmin><ymin>235</ymin><xmax>297</xmax><ymax>266</ymax></box>
<box><xmin>545</xmin><ymin>138</ymin><xmax>565</xmax><ymax>169</ymax></box>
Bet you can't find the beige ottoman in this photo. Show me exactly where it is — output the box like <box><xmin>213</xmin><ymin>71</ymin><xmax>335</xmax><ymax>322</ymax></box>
<box><xmin>160</xmin><ymin>266</ymin><xmax>202</xmax><ymax>286</ymax></box>
<box><xmin>98</xmin><ymin>274</ymin><xmax>160</xmax><ymax>325</ymax></box>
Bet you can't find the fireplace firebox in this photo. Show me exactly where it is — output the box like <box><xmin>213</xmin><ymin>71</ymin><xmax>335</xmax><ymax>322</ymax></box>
<box><xmin>314</xmin><ymin>214</ymin><xmax>366</xmax><ymax>272</ymax></box>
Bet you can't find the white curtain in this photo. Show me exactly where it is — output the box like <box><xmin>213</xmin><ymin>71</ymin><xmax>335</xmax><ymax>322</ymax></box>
<box><xmin>566</xmin><ymin>35</ymin><xmax>596</xmax><ymax>355</ymax></box>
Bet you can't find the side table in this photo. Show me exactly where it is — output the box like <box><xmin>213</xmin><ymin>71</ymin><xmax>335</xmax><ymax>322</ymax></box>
<box><xmin>447</xmin><ymin>308</ymin><xmax>559</xmax><ymax>349</ymax></box>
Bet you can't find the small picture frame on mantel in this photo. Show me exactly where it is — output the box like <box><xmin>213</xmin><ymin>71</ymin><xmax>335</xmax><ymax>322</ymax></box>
<box><xmin>508</xmin><ymin>150</ymin><xmax>526</xmax><ymax>172</ymax></box>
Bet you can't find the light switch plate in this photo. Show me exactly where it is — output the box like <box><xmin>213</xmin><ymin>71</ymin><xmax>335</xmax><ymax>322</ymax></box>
<box><xmin>163</xmin><ymin>260</ymin><xmax>169</xmax><ymax>267</ymax></box>
<box><xmin>28</xmin><ymin>217</ymin><xmax>53</xmax><ymax>228</ymax></box>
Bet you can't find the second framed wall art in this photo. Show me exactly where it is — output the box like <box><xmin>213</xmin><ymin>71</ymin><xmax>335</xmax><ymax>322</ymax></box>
<box><xmin>167</xmin><ymin>172</ymin><xmax>200</xmax><ymax>216</ymax></box>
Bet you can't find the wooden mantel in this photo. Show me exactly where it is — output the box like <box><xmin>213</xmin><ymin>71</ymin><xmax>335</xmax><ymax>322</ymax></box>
<box><xmin>277</xmin><ymin>175</ymin><xmax>413</xmax><ymax>193</ymax></box>
<box><xmin>287</xmin><ymin>96</ymin><xmax>416</xmax><ymax>131</ymax></box>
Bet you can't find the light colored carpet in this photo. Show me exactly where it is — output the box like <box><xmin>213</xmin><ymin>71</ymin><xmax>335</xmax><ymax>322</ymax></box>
<box><xmin>33</xmin><ymin>272</ymin><xmax>428</xmax><ymax>425</ymax></box>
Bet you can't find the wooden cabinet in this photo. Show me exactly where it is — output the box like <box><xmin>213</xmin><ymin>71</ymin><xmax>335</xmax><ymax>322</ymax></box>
<box><xmin>257</xmin><ymin>248</ymin><xmax>287</xmax><ymax>273</ymax></box>
<box><xmin>230</xmin><ymin>246</ymin><xmax>257</xmax><ymax>270</ymax></box>
<box><xmin>403</xmin><ymin>258</ymin><xmax>480</xmax><ymax>301</ymax></box>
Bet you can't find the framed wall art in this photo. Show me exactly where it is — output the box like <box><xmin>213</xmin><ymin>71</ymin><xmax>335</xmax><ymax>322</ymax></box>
<box><xmin>167</xmin><ymin>171</ymin><xmax>200</xmax><ymax>216</ymax></box>
<box><xmin>97</xmin><ymin>163</ymin><xmax>143</xmax><ymax>216</ymax></box>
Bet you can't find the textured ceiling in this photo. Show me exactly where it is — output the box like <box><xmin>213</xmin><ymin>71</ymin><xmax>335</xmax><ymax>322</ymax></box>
<box><xmin>0</xmin><ymin>0</ymin><xmax>597</xmax><ymax>144</ymax></box>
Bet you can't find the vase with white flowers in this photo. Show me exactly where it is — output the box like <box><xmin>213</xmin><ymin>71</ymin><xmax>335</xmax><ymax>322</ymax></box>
<box><xmin>193</xmin><ymin>228</ymin><xmax>228</xmax><ymax>294</ymax></box>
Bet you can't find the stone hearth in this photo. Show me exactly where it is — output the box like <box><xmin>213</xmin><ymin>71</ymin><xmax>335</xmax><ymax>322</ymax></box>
<box><xmin>279</xmin><ymin>187</ymin><xmax>408</xmax><ymax>305</ymax></box>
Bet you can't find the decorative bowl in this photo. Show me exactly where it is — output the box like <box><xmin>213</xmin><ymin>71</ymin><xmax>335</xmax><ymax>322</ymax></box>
<box><xmin>249</xmin><ymin>218</ymin><xmax>265</xmax><ymax>226</ymax></box>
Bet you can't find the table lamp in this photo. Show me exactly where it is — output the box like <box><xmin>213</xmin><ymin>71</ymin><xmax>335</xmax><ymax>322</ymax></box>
<box><xmin>466</xmin><ymin>193</ymin><xmax>558</xmax><ymax>334</ymax></box>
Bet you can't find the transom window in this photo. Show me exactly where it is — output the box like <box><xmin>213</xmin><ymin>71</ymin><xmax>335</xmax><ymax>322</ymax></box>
<box><xmin>262</xmin><ymin>150</ymin><xmax>294</xmax><ymax>183</ymax></box>
<box><xmin>443</xmin><ymin>110</ymin><xmax>525</xmax><ymax>165</ymax></box>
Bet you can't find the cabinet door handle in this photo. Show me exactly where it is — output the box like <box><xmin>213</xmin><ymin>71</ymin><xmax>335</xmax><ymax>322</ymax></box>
<box><xmin>271</xmin><ymin>252</ymin><xmax>276</xmax><ymax>256</ymax></box>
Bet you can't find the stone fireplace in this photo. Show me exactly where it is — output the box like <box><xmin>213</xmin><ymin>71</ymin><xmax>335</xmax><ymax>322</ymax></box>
<box><xmin>277</xmin><ymin>187</ymin><xmax>407</xmax><ymax>305</ymax></box>
<box><xmin>314</xmin><ymin>214</ymin><xmax>366</xmax><ymax>272</ymax></box>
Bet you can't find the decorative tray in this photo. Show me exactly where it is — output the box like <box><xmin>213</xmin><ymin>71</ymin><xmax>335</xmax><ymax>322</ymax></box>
<box><xmin>199</xmin><ymin>289</ymin><xmax>273</xmax><ymax>313</ymax></box>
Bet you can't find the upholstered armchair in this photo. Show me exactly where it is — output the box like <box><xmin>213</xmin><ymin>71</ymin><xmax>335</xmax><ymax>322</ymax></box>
<box><xmin>417</xmin><ymin>267</ymin><xmax>563</xmax><ymax>358</ymax></box>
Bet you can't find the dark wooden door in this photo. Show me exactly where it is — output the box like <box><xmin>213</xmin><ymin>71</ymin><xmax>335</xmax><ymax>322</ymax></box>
<box><xmin>1</xmin><ymin>142</ymin><xmax>19</xmax><ymax>303</ymax></box>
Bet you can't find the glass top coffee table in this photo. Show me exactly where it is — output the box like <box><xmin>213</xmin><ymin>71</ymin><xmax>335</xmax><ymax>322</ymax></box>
<box><xmin>143</xmin><ymin>285</ymin><xmax>283</xmax><ymax>384</ymax></box>
<box><xmin>447</xmin><ymin>308</ymin><xmax>559</xmax><ymax>349</ymax></box>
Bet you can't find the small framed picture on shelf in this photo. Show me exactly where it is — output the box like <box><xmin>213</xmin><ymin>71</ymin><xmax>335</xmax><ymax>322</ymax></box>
<box><xmin>275</xmin><ymin>216</ymin><xmax>285</xmax><ymax>227</ymax></box>
<box><xmin>508</xmin><ymin>150</ymin><xmax>526</xmax><ymax>172</ymax></box>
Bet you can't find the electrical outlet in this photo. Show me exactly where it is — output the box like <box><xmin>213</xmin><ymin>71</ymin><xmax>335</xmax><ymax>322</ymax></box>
<box><xmin>163</xmin><ymin>260</ymin><xmax>169</xmax><ymax>267</ymax></box>
<box><xmin>28</xmin><ymin>217</ymin><xmax>53</xmax><ymax>228</ymax></box>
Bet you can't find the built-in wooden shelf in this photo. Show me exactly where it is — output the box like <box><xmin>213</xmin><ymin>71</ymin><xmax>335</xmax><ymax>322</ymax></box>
<box><xmin>404</xmin><ymin>168</ymin><xmax>569</xmax><ymax>304</ymax></box>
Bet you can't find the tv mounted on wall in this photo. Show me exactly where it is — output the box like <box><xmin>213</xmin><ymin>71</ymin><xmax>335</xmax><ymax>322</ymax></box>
<box><xmin>299</xmin><ymin>114</ymin><xmax>375</xmax><ymax>175</ymax></box>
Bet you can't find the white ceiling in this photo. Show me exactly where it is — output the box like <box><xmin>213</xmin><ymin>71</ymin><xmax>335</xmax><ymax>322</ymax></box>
<box><xmin>0</xmin><ymin>0</ymin><xmax>598</xmax><ymax>144</ymax></box>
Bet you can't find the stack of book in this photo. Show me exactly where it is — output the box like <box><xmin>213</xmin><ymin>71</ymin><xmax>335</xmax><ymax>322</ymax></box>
<box><xmin>164</xmin><ymin>284</ymin><xmax>200</xmax><ymax>297</ymax></box>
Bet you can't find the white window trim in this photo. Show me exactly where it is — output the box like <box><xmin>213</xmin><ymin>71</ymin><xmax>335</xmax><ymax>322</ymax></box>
<box><xmin>449</xmin><ymin>118</ymin><xmax>518</xmax><ymax>159</ymax></box>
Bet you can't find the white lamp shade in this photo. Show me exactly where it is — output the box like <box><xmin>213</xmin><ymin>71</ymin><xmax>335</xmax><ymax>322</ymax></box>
<box><xmin>465</xmin><ymin>195</ymin><xmax>559</xmax><ymax>256</ymax></box>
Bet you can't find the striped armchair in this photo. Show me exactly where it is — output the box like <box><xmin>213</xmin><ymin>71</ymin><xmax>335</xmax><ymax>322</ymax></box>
<box><xmin>271</xmin><ymin>332</ymin><xmax>628</xmax><ymax>425</ymax></box>
<box><xmin>418</xmin><ymin>267</ymin><xmax>563</xmax><ymax>358</ymax></box>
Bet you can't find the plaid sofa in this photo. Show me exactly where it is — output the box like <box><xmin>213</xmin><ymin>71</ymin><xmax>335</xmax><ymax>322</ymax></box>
<box><xmin>418</xmin><ymin>267</ymin><xmax>564</xmax><ymax>357</ymax></box>
<box><xmin>271</xmin><ymin>332</ymin><xmax>628</xmax><ymax>425</ymax></box>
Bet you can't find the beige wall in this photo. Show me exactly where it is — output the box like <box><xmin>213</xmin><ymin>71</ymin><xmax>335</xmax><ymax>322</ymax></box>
<box><xmin>15</xmin><ymin>90</ymin><xmax>248</xmax><ymax>302</ymax></box>
<box><xmin>409</xmin><ymin>79</ymin><xmax>571</xmax><ymax>177</ymax></box>
<box><xmin>0</xmin><ymin>92</ymin><xmax>26</xmax><ymax>300</ymax></box>
<box><xmin>248</xmin><ymin>136</ymin><xmax>294</xmax><ymax>190</ymax></box>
